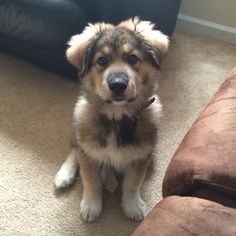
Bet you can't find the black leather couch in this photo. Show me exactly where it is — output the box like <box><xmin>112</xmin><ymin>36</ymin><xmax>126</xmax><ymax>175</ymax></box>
<box><xmin>0</xmin><ymin>0</ymin><xmax>181</xmax><ymax>77</ymax></box>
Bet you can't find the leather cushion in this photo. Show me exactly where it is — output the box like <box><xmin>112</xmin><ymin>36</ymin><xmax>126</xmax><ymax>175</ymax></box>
<box><xmin>0</xmin><ymin>0</ymin><xmax>87</xmax><ymax>51</ymax></box>
<box><xmin>162</xmin><ymin>67</ymin><xmax>236</xmax><ymax>198</ymax></box>
<box><xmin>132</xmin><ymin>196</ymin><xmax>236</xmax><ymax>236</ymax></box>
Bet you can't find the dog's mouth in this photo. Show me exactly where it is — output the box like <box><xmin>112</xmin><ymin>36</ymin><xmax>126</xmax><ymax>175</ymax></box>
<box><xmin>105</xmin><ymin>96</ymin><xmax>136</xmax><ymax>105</ymax></box>
<box><xmin>113</xmin><ymin>96</ymin><xmax>125</xmax><ymax>102</ymax></box>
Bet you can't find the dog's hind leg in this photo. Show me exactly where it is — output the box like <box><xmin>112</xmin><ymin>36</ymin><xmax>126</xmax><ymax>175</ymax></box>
<box><xmin>54</xmin><ymin>148</ymin><xmax>78</xmax><ymax>189</ymax></box>
<box><xmin>101</xmin><ymin>166</ymin><xmax>118</xmax><ymax>194</ymax></box>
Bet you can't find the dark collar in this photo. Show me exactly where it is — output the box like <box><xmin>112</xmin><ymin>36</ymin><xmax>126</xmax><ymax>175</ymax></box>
<box><xmin>136</xmin><ymin>96</ymin><xmax>156</xmax><ymax>119</ymax></box>
<box><xmin>140</xmin><ymin>96</ymin><xmax>156</xmax><ymax>112</ymax></box>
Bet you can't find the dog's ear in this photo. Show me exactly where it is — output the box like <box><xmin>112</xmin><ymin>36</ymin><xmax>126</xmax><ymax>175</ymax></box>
<box><xmin>118</xmin><ymin>17</ymin><xmax>169</xmax><ymax>68</ymax></box>
<box><xmin>66</xmin><ymin>23</ymin><xmax>113</xmax><ymax>77</ymax></box>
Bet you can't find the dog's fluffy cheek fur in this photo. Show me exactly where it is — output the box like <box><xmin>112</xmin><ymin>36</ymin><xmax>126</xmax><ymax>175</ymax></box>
<box><xmin>82</xmin><ymin>74</ymin><xmax>94</xmax><ymax>97</ymax></box>
<box><xmin>135</xmin><ymin>64</ymin><xmax>159</xmax><ymax>97</ymax></box>
<box><xmin>82</xmin><ymin>69</ymin><xmax>109</xmax><ymax>101</ymax></box>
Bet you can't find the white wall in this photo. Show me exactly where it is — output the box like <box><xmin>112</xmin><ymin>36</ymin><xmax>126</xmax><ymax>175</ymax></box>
<box><xmin>177</xmin><ymin>0</ymin><xmax>236</xmax><ymax>44</ymax></box>
<box><xmin>180</xmin><ymin>0</ymin><xmax>236</xmax><ymax>28</ymax></box>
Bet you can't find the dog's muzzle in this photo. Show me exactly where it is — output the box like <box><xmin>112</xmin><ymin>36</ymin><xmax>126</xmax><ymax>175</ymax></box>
<box><xmin>107</xmin><ymin>73</ymin><xmax>128</xmax><ymax>96</ymax></box>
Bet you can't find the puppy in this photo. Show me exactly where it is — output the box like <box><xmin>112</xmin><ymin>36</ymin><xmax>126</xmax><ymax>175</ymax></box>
<box><xmin>54</xmin><ymin>17</ymin><xmax>169</xmax><ymax>222</ymax></box>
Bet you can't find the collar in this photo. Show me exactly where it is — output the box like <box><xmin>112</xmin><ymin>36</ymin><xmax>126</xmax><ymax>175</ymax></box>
<box><xmin>136</xmin><ymin>96</ymin><xmax>156</xmax><ymax>119</ymax></box>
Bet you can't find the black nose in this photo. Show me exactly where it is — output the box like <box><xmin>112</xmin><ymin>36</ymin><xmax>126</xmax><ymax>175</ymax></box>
<box><xmin>107</xmin><ymin>73</ymin><xmax>128</xmax><ymax>95</ymax></box>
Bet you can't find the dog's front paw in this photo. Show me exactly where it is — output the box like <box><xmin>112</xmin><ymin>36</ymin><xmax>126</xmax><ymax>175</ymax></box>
<box><xmin>122</xmin><ymin>194</ymin><xmax>147</xmax><ymax>221</ymax></box>
<box><xmin>54</xmin><ymin>166</ymin><xmax>77</xmax><ymax>189</ymax></box>
<box><xmin>80</xmin><ymin>197</ymin><xmax>102</xmax><ymax>223</ymax></box>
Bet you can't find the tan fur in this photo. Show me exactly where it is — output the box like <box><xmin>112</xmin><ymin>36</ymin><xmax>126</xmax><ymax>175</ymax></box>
<box><xmin>122</xmin><ymin>158</ymin><xmax>150</xmax><ymax>220</ymax></box>
<box><xmin>78</xmin><ymin>151</ymin><xmax>103</xmax><ymax>222</ymax></box>
<box><xmin>55</xmin><ymin>17</ymin><xmax>168</xmax><ymax>222</ymax></box>
<box><xmin>74</xmin><ymin>96</ymin><xmax>161</xmax><ymax>170</ymax></box>
<box><xmin>78</xmin><ymin>151</ymin><xmax>101</xmax><ymax>200</ymax></box>
<box><xmin>118</xmin><ymin>17</ymin><xmax>169</xmax><ymax>61</ymax></box>
<box><xmin>66</xmin><ymin>23</ymin><xmax>114</xmax><ymax>70</ymax></box>
<box><xmin>123</xmin><ymin>158</ymin><xmax>150</xmax><ymax>192</ymax></box>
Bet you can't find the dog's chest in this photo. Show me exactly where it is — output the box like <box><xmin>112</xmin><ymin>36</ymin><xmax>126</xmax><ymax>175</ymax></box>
<box><xmin>99</xmin><ymin>115</ymin><xmax>138</xmax><ymax>147</ymax></box>
<box><xmin>79</xmin><ymin>115</ymin><xmax>154</xmax><ymax>170</ymax></box>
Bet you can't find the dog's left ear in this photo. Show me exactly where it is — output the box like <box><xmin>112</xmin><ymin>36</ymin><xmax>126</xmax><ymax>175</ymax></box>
<box><xmin>118</xmin><ymin>17</ymin><xmax>169</xmax><ymax>67</ymax></box>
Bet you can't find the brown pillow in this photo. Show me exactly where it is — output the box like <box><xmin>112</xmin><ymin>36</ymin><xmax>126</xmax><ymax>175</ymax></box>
<box><xmin>132</xmin><ymin>196</ymin><xmax>236</xmax><ymax>236</ymax></box>
<box><xmin>162</xmin><ymin>67</ymin><xmax>236</xmax><ymax>198</ymax></box>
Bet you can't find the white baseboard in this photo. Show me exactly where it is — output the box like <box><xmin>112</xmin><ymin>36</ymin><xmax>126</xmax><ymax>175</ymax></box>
<box><xmin>176</xmin><ymin>14</ymin><xmax>236</xmax><ymax>45</ymax></box>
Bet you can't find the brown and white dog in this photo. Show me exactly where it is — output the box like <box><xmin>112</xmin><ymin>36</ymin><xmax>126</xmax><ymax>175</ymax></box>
<box><xmin>54</xmin><ymin>17</ymin><xmax>169</xmax><ymax>222</ymax></box>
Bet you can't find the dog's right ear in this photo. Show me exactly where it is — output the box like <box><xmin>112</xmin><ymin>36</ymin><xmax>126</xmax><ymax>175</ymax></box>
<box><xmin>66</xmin><ymin>23</ymin><xmax>113</xmax><ymax>77</ymax></box>
<box><xmin>118</xmin><ymin>17</ymin><xmax>169</xmax><ymax>68</ymax></box>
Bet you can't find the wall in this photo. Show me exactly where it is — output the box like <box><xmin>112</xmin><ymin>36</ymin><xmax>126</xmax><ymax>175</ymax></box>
<box><xmin>180</xmin><ymin>0</ymin><xmax>236</xmax><ymax>28</ymax></box>
<box><xmin>177</xmin><ymin>0</ymin><xmax>236</xmax><ymax>44</ymax></box>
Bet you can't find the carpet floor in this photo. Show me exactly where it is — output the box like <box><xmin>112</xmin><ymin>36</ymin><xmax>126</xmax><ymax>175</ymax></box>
<box><xmin>1</xmin><ymin>29</ymin><xmax>236</xmax><ymax>236</ymax></box>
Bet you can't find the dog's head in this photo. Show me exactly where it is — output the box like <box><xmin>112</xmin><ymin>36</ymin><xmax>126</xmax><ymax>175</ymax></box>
<box><xmin>66</xmin><ymin>17</ymin><xmax>168</xmax><ymax>114</ymax></box>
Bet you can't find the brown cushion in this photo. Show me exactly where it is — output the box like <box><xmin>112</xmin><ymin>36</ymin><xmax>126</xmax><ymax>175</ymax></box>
<box><xmin>132</xmin><ymin>196</ymin><xmax>236</xmax><ymax>236</ymax></box>
<box><xmin>162</xmin><ymin>67</ymin><xmax>236</xmax><ymax>198</ymax></box>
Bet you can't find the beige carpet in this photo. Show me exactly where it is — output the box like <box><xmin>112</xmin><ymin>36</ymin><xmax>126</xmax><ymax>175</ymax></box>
<box><xmin>1</xmin><ymin>29</ymin><xmax>236</xmax><ymax>236</ymax></box>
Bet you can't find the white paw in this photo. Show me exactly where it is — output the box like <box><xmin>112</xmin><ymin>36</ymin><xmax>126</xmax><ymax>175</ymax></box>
<box><xmin>54</xmin><ymin>165</ymin><xmax>77</xmax><ymax>189</ymax></box>
<box><xmin>80</xmin><ymin>197</ymin><xmax>102</xmax><ymax>222</ymax></box>
<box><xmin>122</xmin><ymin>194</ymin><xmax>147</xmax><ymax>221</ymax></box>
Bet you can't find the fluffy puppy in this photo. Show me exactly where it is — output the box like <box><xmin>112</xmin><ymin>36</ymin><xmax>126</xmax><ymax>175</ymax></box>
<box><xmin>54</xmin><ymin>17</ymin><xmax>169</xmax><ymax>222</ymax></box>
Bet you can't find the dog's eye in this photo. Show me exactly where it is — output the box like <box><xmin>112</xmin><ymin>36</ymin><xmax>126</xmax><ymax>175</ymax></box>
<box><xmin>127</xmin><ymin>55</ymin><xmax>139</xmax><ymax>66</ymax></box>
<box><xmin>97</xmin><ymin>56</ymin><xmax>109</xmax><ymax>67</ymax></box>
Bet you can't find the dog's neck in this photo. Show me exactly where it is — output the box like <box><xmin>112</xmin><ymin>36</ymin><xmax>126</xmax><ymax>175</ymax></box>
<box><xmin>99</xmin><ymin>96</ymin><xmax>156</xmax><ymax>121</ymax></box>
